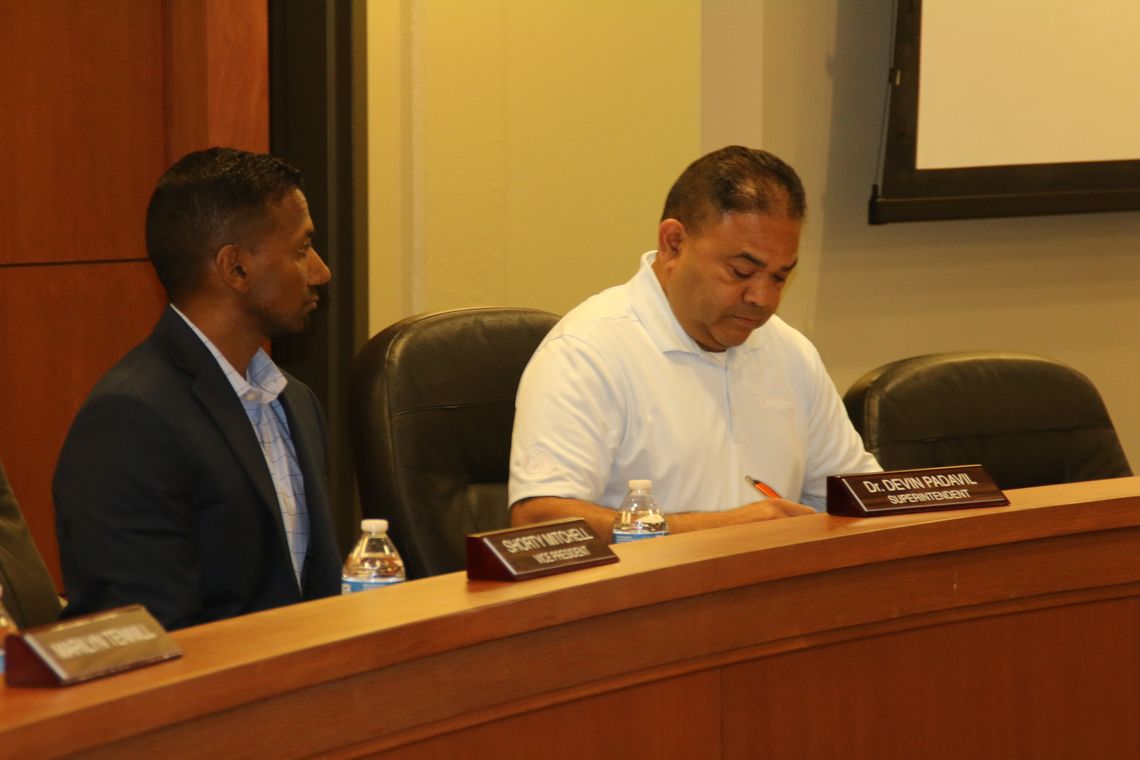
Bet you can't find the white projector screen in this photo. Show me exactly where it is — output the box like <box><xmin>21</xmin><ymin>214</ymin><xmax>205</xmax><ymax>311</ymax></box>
<box><xmin>917</xmin><ymin>0</ymin><xmax>1140</xmax><ymax>170</ymax></box>
<box><xmin>870</xmin><ymin>0</ymin><xmax>1140</xmax><ymax>224</ymax></box>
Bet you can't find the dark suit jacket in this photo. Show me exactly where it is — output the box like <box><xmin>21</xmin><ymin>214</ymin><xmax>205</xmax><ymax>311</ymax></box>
<box><xmin>1</xmin><ymin>458</ymin><xmax>62</xmax><ymax>629</ymax></box>
<box><xmin>54</xmin><ymin>307</ymin><xmax>342</xmax><ymax>630</ymax></box>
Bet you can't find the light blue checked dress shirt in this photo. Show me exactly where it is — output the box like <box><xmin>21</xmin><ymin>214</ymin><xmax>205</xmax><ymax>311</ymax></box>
<box><xmin>171</xmin><ymin>307</ymin><xmax>309</xmax><ymax>589</ymax></box>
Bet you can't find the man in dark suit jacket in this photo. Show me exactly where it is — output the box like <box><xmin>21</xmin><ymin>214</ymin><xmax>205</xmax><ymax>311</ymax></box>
<box><xmin>53</xmin><ymin>148</ymin><xmax>342</xmax><ymax>630</ymax></box>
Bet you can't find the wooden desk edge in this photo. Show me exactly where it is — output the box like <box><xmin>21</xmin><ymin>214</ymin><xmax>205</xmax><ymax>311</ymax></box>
<box><xmin>2</xmin><ymin>476</ymin><xmax>1138</xmax><ymax>756</ymax></box>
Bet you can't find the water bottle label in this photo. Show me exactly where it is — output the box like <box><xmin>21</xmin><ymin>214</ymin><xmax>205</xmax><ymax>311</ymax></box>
<box><xmin>612</xmin><ymin>530</ymin><xmax>668</xmax><ymax>543</ymax></box>
<box><xmin>341</xmin><ymin>577</ymin><xmax>404</xmax><ymax>594</ymax></box>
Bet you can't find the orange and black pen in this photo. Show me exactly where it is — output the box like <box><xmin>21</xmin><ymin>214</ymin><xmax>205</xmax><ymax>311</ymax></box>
<box><xmin>745</xmin><ymin>475</ymin><xmax>781</xmax><ymax>500</ymax></box>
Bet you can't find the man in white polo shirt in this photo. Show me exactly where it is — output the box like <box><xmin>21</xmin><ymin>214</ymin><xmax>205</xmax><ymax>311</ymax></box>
<box><xmin>508</xmin><ymin>146</ymin><xmax>879</xmax><ymax>540</ymax></box>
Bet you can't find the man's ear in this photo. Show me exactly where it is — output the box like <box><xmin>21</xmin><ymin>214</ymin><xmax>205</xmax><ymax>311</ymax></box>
<box><xmin>657</xmin><ymin>218</ymin><xmax>685</xmax><ymax>262</ymax></box>
<box><xmin>216</xmin><ymin>244</ymin><xmax>251</xmax><ymax>292</ymax></box>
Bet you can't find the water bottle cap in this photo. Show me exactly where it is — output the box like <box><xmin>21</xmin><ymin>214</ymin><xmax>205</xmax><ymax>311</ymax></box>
<box><xmin>628</xmin><ymin>479</ymin><xmax>652</xmax><ymax>491</ymax></box>
<box><xmin>361</xmin><ymin>518</ymin><xmax>389</xmax><ymax>533</ymax></box>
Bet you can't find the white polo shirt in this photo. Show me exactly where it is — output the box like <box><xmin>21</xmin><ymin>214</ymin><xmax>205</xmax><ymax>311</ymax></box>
<box><xmin>508</xmin><ymin>251</ymin><xmax>880</xmax><ymax>513</ymax></box>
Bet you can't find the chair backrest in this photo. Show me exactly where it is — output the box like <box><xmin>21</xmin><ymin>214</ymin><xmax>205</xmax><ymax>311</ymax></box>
<box><xmin>1</xmin><ymin>459</ymin><xmax>62</xmax><ymax>628</ymax></box>
<box><xmin>843</xmin><ymin>352</ymin><xmax>1132</xmax><ymax>490</ymax></box>
<box><xmin>349</xmin><ymin>307</ymin><xmax>560</xmax><ymax>579</ymax></box>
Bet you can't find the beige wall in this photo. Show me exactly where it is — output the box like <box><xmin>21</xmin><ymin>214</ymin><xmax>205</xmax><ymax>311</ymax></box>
<box><xmin>367</xmin><ymin>0</ymin><xmax>1140</xmax><ymax>467</ymax></box>
<box><xmin>367</xmin><ymin>0</ymin><xmax>701</xmax><ymax>331</ymax></box>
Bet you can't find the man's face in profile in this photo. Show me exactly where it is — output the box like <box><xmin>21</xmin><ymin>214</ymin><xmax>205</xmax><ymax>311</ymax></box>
<box><xmin>239</xmin><ymin>188</ymin><xmax>331</xmax><ymax>339</ymax></box>
<box><xmin>654</xmin><ymin>211</ymin><xmax>801</xmax><ymax>352</ymax></box>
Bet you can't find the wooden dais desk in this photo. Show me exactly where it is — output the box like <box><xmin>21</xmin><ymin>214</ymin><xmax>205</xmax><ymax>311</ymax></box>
<box><xmin>3</xmin><ymin>478</ymin><xmax>1139</xmax><ymax>758</ymax></box>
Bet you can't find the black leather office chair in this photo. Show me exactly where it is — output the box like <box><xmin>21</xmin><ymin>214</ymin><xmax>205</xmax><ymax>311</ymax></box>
<box><xmin>349</xmin><ymin>307</ymin><xmax>560</xmax><ymax>579</ymax></box>
<box><xmin>1</xmin><ymin>459</ymin><xmax>63</xmax><ymax>628</ymax></box>
<box><xmin>843</xmin><ymin>352</ymin><xmax>1132</xmax><ymax>490</ymax></box>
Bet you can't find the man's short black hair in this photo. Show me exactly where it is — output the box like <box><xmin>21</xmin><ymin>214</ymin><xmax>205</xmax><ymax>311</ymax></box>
<box><xmin>661</xmin><ymin>145</ymin><xmax>806</xmax><ymax>232</ymax></box>
<box><xmin>145</xmin><ymin>147</ymin><xmax>304</xmax><ymax>300</ymax></box>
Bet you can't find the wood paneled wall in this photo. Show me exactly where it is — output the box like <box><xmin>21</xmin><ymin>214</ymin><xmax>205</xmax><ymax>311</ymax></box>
<box><xmin>0</xmin><ymin>0</ymin><xmax>268</xmax><ymax>589</ymax></box>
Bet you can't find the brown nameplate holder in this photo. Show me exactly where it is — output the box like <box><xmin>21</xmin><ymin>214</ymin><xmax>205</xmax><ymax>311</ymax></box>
<box><xmin>467</xmin><ymin>518</ymin><xmax>618</xmax><ymax>581</ymax></box>
<box><xmin>827</xmin><ymin>464</ymin><xmax>1009</xmax><ymax>517</ymax></box>
<box><xmin>4</xmin><ymin>604</ymin><xmax>182</xmax><ymax>687</ymax></box>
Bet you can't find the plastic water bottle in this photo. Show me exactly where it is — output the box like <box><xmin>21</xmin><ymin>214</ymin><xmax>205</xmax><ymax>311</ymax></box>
<box><xmin>341</xmin><ymin>519</ymin><xmax>406</xmax><ymax>593</ymax></box>
<box><xmin>612</xmin><ymin>479</ymin><xmax>669</xmax><ymax>543</ymax></box>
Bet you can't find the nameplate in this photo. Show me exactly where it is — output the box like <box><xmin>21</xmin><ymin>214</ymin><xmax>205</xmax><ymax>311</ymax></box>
<box><xmin>467</xmin><ymin>518</ymin><xmax>618</xmax><ymax>581</ymax></box>
<box><xmin>4</xmin><ymin>605</ymin><xmax>181</xmax><ymax>687</ymax></box>
<box><xmin>827</xmin><ymin>465</ymin><xmax>1009</xmax><ymax>517</ymax></box>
